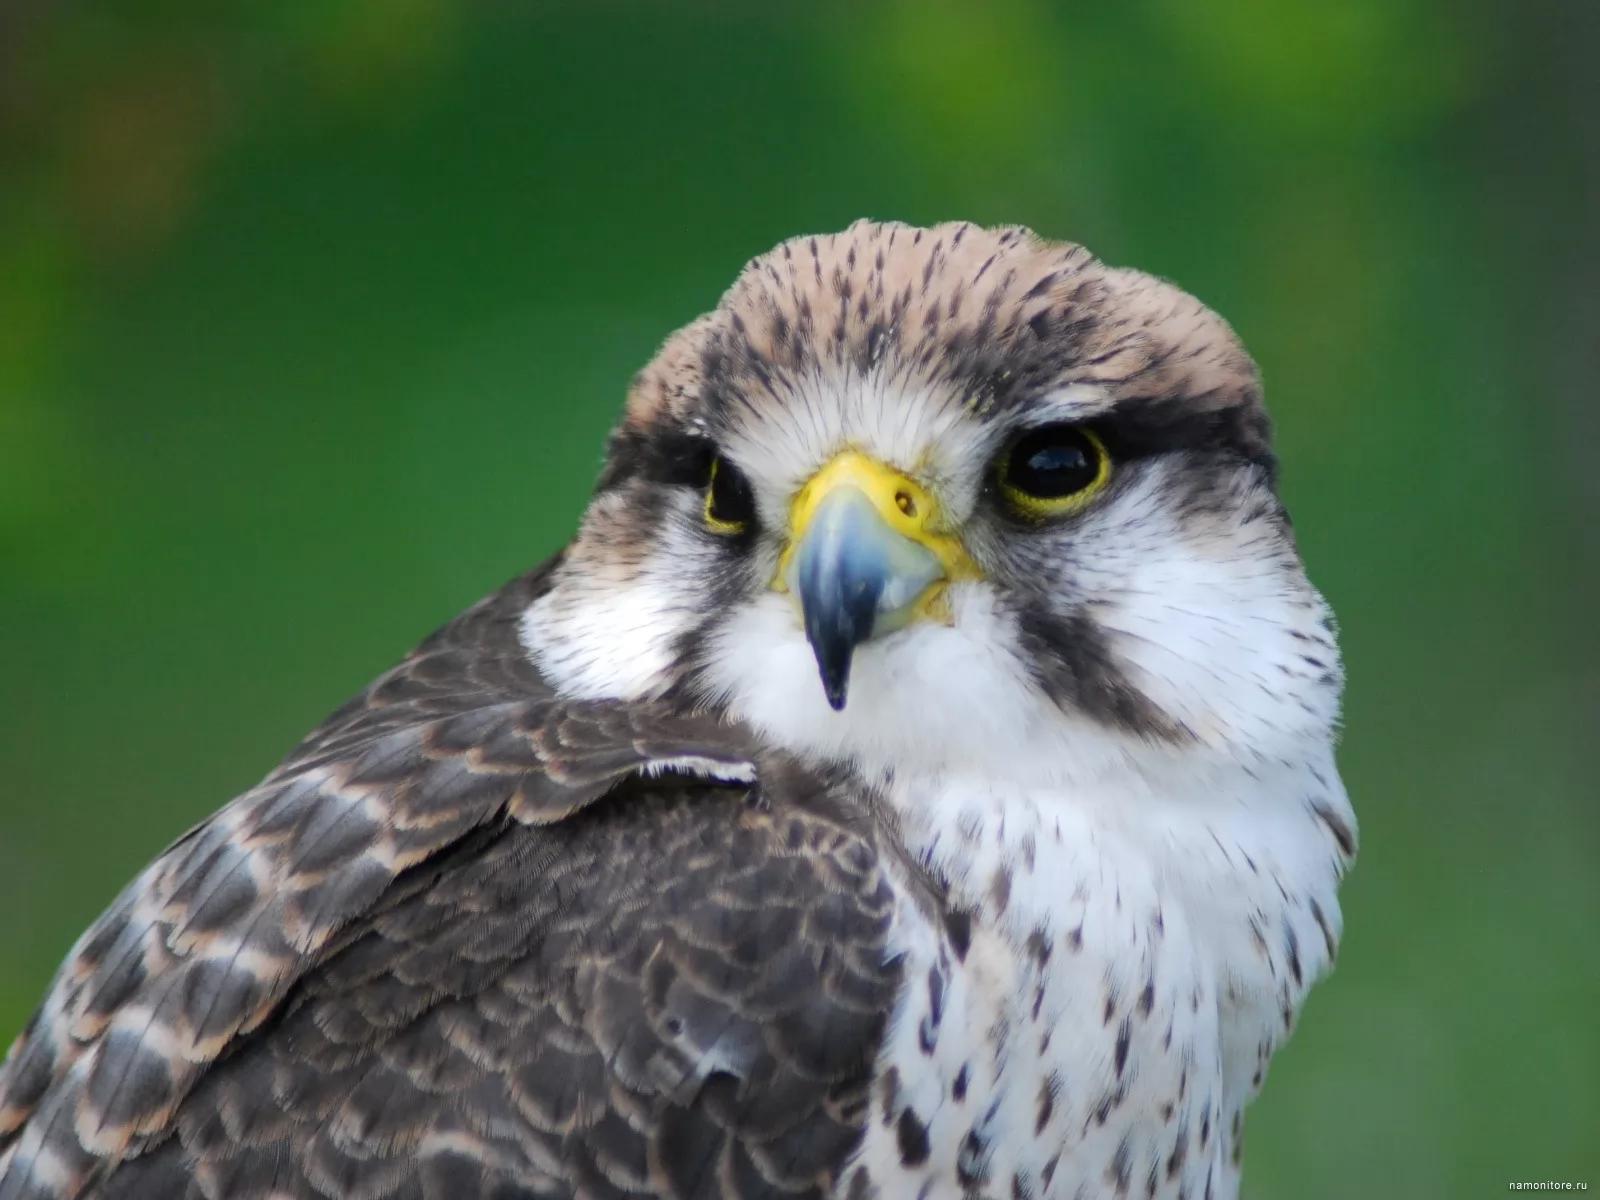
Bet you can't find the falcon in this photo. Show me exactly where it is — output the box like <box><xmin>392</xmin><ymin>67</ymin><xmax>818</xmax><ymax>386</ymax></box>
<box><xmin>0</xmin><ymin>221</ymin><xmax>1357</xmax><ymax>1200</ymax></box>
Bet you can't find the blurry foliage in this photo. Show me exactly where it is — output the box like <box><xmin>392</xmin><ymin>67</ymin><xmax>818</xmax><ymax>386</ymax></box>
<box><xmin>1150</xmin><ymin>0</ymin><xmax>1482</xmax><ymax>143</ymax></box>
<box><xmin>0</xmin><ymin>1</ymin><xmax>1594</xmax><ymax>1196</ymax></box>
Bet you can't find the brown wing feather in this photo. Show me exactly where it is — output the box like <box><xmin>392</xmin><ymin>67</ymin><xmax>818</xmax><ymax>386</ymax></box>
<box><xmin>0</xmin><ymin>562</ymin><xmax>902</xmax><ymax>1199</ymax></box>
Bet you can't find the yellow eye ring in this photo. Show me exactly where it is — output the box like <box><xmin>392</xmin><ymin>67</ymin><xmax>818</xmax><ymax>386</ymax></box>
<box><xmin>704</xmin><ymin>456</ymin><xmax>755</xmax><ymax>535</ymax></box>
<box><xmin>998</xmin><ymin>425</ymin><xmax>1111</xmax><ymax>520</ymax></box>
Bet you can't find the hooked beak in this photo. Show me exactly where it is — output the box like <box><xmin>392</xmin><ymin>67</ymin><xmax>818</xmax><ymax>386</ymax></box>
<box><xmin>777</xmin><ymin>452</ymin><xmax>979</xmax><ymax>710</ymax></box>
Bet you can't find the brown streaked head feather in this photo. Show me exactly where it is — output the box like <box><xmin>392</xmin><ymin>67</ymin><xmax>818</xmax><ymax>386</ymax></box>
<box><xmin>621</xmin><ymin>219</ymin><xmax>1269</xmax><ymax>474</ymax></box>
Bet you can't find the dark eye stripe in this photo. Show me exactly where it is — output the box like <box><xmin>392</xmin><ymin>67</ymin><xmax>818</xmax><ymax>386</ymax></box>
<box><xmin>594</xmin><ymin>428</ymin><xmax>716</xmax><ymax>494</ymax></box>
<box><xmin>1090</xmin><ymin>403</ymin><xmax>1278</xmax><ymax>482</ymax></box>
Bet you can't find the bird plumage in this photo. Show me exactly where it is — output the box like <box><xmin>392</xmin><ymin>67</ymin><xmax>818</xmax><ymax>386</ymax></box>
<box><xmin>0</xmin><ymin>220</ymin><xmax>1356</xmax><ymax>1200</ymax></box>
<box><xmin>0</xmin><ymin>567</ymin><xmax>911</xmax><ymax>1199</ymax></box>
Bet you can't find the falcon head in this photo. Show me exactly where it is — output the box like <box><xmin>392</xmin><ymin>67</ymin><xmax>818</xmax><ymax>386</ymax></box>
<box><xmin>525</xmin><ymin>221</ymin><xmax>1340</xmax><ymax>786</ymax></box>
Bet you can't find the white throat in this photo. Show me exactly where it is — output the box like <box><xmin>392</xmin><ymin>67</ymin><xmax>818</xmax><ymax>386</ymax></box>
<box><xmin>843</xmin><ymin>742</ymin><xmax>1349</xmax><ymax>1199</ymax></box>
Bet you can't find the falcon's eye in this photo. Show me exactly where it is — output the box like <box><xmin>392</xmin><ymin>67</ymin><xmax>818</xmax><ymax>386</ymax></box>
<box><xmin>705</xmin><ymin>456</ymin><xmax>756</xmax><ymax>535</ymax></box>
<box><xmin>998</xmin><ymin>425</ymin><xmax>1111</xmax><ymax>519</ymax></box>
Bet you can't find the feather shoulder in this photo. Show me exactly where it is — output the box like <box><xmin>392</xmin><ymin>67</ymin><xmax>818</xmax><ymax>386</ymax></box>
<box><xmin>0</xmin><ymin>562</ymin><xmax>904</xmax><ymax>1200</ymax></box>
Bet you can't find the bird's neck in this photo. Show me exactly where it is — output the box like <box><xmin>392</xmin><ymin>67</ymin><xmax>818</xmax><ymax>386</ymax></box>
<box><xmin>877</xmin><ymin>750</ymin><xmax>1352</xmax><ymax>1188</ymax></box>
<box><xmin>883</xmin><ymin>746</ymin><xmax>1353</xmax><ymax>1018</ymax></box>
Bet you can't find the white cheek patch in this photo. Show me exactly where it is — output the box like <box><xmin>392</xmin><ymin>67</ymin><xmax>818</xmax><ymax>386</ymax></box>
<box><xmin>522</xmin><ymin>576</ymin><xmax>680</xmax><ymax>701</ymax></box>
<box><xmin>1071</xmin><ymin>464</ymin><xmax>1341</xmax><ymax>751</ymax></box>
<box><xmin>521</xmin><ymin>504</ymin><xmax>712</xmax><ymax>703</ymax></box>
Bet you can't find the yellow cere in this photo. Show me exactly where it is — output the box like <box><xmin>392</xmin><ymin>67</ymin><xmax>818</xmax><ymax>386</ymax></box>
<box><xmin>774</xmin><ymin>450</ymin><xmax>982</xmax><ymax>617</ymax></box>
<box><xmin>999</xmin><ymin>427</ymin><xmax>1112</xmax><ymax>521</ymax></box>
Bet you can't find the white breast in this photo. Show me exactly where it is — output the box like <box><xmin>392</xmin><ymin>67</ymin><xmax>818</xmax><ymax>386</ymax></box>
<box><xmin>841</xmin><ymin>763</ymin><xmax>1351</xmax><ymax>1200</ymax></box>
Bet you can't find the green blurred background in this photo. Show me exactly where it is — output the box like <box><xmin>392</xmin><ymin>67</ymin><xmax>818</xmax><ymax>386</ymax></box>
<box><xmin>1</xmin><ymin>1</ymin><xmax>1594</xmax><ymax>1194</ymax></box>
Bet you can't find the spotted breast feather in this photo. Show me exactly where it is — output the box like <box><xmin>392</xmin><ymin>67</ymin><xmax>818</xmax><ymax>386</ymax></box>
<box><xmin>0</xmin><ymin>564</ymin><xmax>906</xmax><ymax>1200</ymax></box>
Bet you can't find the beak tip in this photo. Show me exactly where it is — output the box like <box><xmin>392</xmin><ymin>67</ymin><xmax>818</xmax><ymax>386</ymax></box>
<box><xmin>814</xmin><ymin>651</ymin><xmax>852</xmax><ymax>711</ymax></box>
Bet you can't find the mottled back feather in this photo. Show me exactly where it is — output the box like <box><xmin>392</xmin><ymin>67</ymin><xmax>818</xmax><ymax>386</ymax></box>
<box><xmin>0</xmin><ymin>563</ymin><xmax>905</xmax><ymax>1199</ymax></box>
